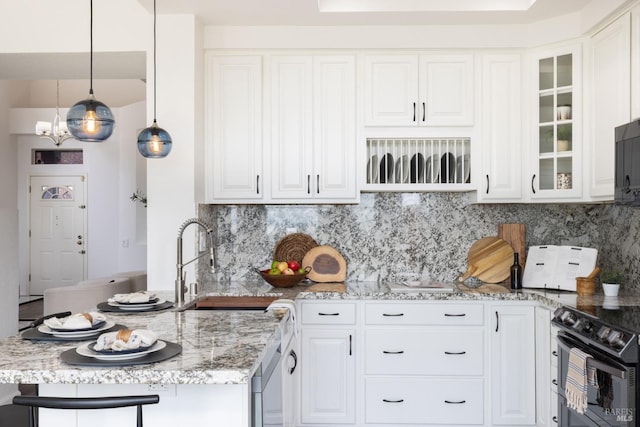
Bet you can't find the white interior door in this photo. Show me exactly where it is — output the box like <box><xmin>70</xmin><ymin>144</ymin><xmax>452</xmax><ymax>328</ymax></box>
<box><xmin>29</xmin><ymin>176</ymin><xmax>87</xmax><ymax>295</ymax></box>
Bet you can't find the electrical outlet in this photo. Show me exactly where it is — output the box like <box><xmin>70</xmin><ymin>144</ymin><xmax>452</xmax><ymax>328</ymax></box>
<box><xmin>148</xmin><ymin>384</ymin><xmax>176</xmax><ymax>395</ymax></box>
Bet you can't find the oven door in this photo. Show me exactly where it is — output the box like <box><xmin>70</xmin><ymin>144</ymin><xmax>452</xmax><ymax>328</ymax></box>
<box><xmin>557</xmin><ymin>333</ymin><xmax>637</xmax><ymax>426</ymax></box>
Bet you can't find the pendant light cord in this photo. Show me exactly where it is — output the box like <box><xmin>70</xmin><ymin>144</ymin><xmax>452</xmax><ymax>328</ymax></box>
<box><xmin>89</xmin><ymin>0</ymin><xmax>94</xmax><ymax>96</ymax></box>
<box><xmin>153</xmin><ymin>0</ymin><xmax>157</xmax><ymax>124</ymax></box>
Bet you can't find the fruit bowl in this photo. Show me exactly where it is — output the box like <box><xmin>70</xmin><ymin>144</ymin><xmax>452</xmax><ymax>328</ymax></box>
<box><xmin>256</xmin><ymin>267</ymin><xmax>311</xmax><ymax>288</ymax></box>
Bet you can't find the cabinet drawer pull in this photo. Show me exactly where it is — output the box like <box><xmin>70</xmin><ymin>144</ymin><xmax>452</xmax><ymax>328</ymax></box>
<box><xmin>382</xmin><ymin>350</ymin><xmax>405</xmax><ymax>355</ymax></box>
<box><xmin>382</xmin><ymin>313</ymin><xmax>404</xmax><ymax>317</ymax></box>
<box><xmin>318</xmin><ymin>312</ymin><xmax>340</xmax><ymax>316</ymax></box>
<box><xmin>444</xmin><ymin>313</ymin><xmax>466</xmax><ymax>317</ymax></box>
<box><xmin>444</xmin><ymin>400</ymin><xmax>466</xmax><ymax>404</ymax></box>
<box><xmin>444</xmin><ymin>351</ymin><xmax>466</xmax><ymax>355</ymax></box>
<box><xmin>382</xmin><ymin>399</ymin><xmax>404</xmax><ymax>403</ymax></box>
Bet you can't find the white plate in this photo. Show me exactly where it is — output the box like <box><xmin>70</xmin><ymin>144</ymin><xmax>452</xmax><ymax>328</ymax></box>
<box><xmin>394</xmin><ymin>155</ymin><xmax>409</xmax><ymax>183</ymax></box>
<box><xmin>107</xmin><ymin>299</ymin><xmax>166</xmax><ymax>310</ymax></box>
<box><xmin>76</xmin><ymin>340</ymin><xmax>166</xmax><ymax>361</ymax></box>
<box><xmin>367</xmin><ymin>155</ymin><xmax>379</xmax><ymax>183</ymax></box>
<box><xmin>379</xmin><ymin>153</ymin><xmax>394</xmax><ymax>183</ymax></box>
<box><xmin>38</xmin><ymin>320</ymin><xmax>116</xmax><ymax>338</ymax></box>
<box><xmin>456</xmin><ymin>154</ymin><xmax>471</xmax><ymax>183</ymax></box>
<box><xmin>426</xmin><ymin>154</ymin><xmax>440</xmax><ymax>183</ymax></box>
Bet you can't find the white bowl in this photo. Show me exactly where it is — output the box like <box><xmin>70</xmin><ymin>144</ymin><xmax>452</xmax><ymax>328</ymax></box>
<box><xmin>602</xmin><ymin>283</ymin><xmax>620</xmax><ymax>297</ymax></box>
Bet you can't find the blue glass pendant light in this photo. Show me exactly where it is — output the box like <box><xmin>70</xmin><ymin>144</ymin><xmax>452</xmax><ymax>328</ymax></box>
<box><xmin>137</xmin><ymin>0</ymin><xmax>172</xmax><ymax>158</ymax></box>
<box><xmin>67</xmin><ymin>0</ymin><xmax>115</xmax><ymax>142</ymax></box>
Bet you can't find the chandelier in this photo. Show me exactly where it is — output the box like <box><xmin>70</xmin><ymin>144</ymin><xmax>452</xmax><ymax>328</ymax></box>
<box><xmin>35</xmin><ymin>80</ymin><xmax>73</xmax><ymax>146</ymax></box>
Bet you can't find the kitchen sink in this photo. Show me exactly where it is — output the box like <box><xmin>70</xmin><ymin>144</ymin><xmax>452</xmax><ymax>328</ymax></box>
<box><xmin>187</xmin><ymin>295</ymin><xmax>280</xmax><ymax>310</ymax></box>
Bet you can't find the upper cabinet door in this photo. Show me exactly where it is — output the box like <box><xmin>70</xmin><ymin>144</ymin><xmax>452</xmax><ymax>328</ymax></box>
<box><xmin>530</xmin><ymin>44</ymin><xmax>583</xmax><ymax>200</ymax></box>
<box><xmin>364</xmin><ymin>55</ymin><xmax>419</xmax><ymax>126</ymax></box>
<box><xmin>205</xmin><ymin>55</ymin><xmax>263</xmax><ymax>202</ymax></box>
<box><xmin>364</xmin><ymin>54</ymin><xmax>473</xmax><ymax>127</ymax></box>
<box><xmin>313</xmin><ymin>56</ymin><xmax>358</xmax><ymax>200</ymax></box>
<box><xmin>477</xmin><ymin>54</ymin><xmax>523</xmax><ymax>202</ymax></box>
<box><xmin>270</xmin><ymin>56</ymin><xmax>314</xmax><ymax>199</ymax></box>
<box><xmin>419</xmin><ymin>55</ymin><xmax>474</xmax><ymax>126</ymax></box>
<box><xmin>588</xmin><ymin>13</ymin><xmax>631</xmax><ymax>200</ymax></box>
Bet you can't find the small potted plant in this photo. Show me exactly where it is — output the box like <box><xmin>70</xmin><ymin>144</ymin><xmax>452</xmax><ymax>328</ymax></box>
<box><xmin>557</xmin><ymin>126</ymin><xmax>572</xmax><ymax>152</ymax></box>
<box><xmin>600</xmin><ymin>268</ymin><xmax>623</xmax><ymax>297</ymax></box>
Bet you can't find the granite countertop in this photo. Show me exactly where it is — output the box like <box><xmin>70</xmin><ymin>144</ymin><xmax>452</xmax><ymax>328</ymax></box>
<box><xmin>1</xmin><ymin>281</ymin><xmax>638</xmax><ymax>386</ymax></box>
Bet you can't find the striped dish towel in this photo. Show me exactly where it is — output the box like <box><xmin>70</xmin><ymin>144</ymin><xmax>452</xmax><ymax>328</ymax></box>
<box><xmin>565</xmin><ymin>347</ymin><xmax>596</xmax><ymax>414</ymax></box>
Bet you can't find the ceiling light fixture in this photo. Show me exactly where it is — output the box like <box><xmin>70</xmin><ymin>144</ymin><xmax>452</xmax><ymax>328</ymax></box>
<box><xmin>66</xmin><ymin>0</ymin><xmax>115</xmax><ymax>142</ymax></box>
<box><xmin>35</xmin><ymin>80</ymin><xmax>74</xmax><ymax>146</ymax></box>
<box><xmin>136</xmin><ymin>0</ymin><xmax>172</xmax><ymax>158</ymax></box>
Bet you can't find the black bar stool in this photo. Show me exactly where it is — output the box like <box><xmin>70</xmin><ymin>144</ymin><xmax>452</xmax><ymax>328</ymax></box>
<box><xmin>12</xmin><ymin>394</ymin><xmax>160</xmax><ymax>427</ymax></box>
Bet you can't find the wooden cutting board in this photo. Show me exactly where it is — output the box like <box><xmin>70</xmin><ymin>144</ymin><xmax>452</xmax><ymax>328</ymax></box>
<box><xmin>458</xmin><ymin>237</ymin><xmax>514</xmax><ymax>284</ymax></box>
<box><xmin>498</xmin><ymin>223</ymin><xmax>526</xmax><ymax>267</ymax></box>
<box><xmin>302</xmin><ymin>245</ymin><xmax>347</xmax><ymax>282</ymax></box>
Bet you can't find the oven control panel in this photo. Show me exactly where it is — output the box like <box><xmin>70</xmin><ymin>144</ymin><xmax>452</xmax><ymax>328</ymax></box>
<box><xmin>552</xmin><ymin>306</ymin><xmax>638</xmax><ymax>364</ymax></box>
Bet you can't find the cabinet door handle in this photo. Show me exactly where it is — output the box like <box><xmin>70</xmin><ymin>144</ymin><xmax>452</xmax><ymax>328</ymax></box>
<box><xmin>316</xmin><ymin>174</ymin><xmax>320</xmax><ymax>194</ymax></box>
<box><xmin>412</xmin><ymin>102</ymin><xmax>416</xmax><ymax>122</ymax></box>
<box><xmin>444</xmin><ymin>400</ymin><xmax>466</xmax><ymax>404</ymax></box>
<box><xmin>552</xmin><ymin>416</ymin><xmax>558</xmax><ymax>424</ymax></box>
<box><xmin>256</xmin><ymin>175</ymin><xmax>260</xmax><ymax>195</ymax></box>
<box><xmin>531</xmin><ymin>174</ymin><xmax>536</xmax><ymax>194</ymax></box>
<box><xmin>552</xmin><ymin>379</ymin><xmax>558</xmax><ymax>386</ymax></box>
<box><xmin>444</xmin><ymin>351</ymin><xmax>466</xmax><ymax>355</ymax></box>
<box><xmin>349</xmin><ymin>334</ymin><xmax>352</xmax><ymax>356</ymax></box>
<box><xmin>382</xmin><ymin>313</ymin><xmax>404</xmax><ymax>317</ymax></box>
<box><xmin>495</xmin><ymin>311</ymin><xmax>499</xmax><ymax>332</ymax></box>
<box><xmin>307</xmin><ymin>174</ymin><xmax>311</xmax><ymax>194</ymax></box>
<box><xmin>552</xmin><ymin>350</ymin><xmax>558</xmax><ymax>357</ymax></box>
<box><xmin>382</xmin><ymin>399</ymin><xmax>404</xmax><ymax>403</ymax></box>
<box><xmin>422</xmin><ymin>102</ymin><xmax>426</xmax><ymax>122</ymax></box>
<box><xmin>318</xmin><ymin>312</ymin><xmax>339</xmax><ymax>316</ymax></box>
<box><xmin>288</xmin><ymin>349</ymin><xmax>298</xmax><ymax>375</ymax></box>
<box><xmin>625</xmin><ymin>175</ymin><xmax>631</xmax><ymax>193</ymax></box>
<box><xmin>444</xmin><ymin>313</ymin><xmax>466</xmax><ymax>317</ymax></box>
<box><xmin>383</xmin><ymin>350</ymin><xmax>405</xmax><ymax>354</ymax></box>
<box><xmin>486</xmin><ymin>174</ymin><xmax>490</xmax><ymax>194</ymax></box>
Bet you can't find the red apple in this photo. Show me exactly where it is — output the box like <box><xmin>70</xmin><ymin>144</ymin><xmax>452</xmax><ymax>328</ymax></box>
<box><xmin>288</xmin><ymin>260</ymin><xmax>300</xmax><ymax>271</ymax></box>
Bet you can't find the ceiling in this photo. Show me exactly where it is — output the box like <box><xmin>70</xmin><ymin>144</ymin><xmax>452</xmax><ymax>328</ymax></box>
<box><xmin>137</xmin><ymin>0</ymin><xmax>597</xmax><ymax>26</ymax></box>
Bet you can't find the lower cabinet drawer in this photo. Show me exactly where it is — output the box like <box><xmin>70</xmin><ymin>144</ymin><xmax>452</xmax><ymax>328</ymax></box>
<box><xmin>365</xmin><ymin>329</ymin><xmax>483</xmax><ymax>375</ymax></box>
<box><xmin>365</xmin><ymin>377</ymin><xmax>484</xmax><ymax>425</ymax></box>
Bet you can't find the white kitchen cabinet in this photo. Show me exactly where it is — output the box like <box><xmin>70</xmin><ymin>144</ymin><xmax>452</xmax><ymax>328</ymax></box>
<box><xmin>298</xmin><ymin>301</ymin><xmax>356</xmax><ymax>425</ymax></box>
<box><xmin>282</xmin><ymin>335</ymin><xmax>299</xmax><ymax>427</ymax></box>
<box><xmin>587</xmin><ymin>12</ymin><xmax>631</xmax><ymax>200</ymax></box>
<box><xmin>364</xmin><ymin>54</ymin><xmax>474</xmax><ymax>127</ymax></box>
<box><xmin>270</xmin><ymin>55</ymin><xmax>358</xmax><ymax>203</ymax></box>
<box><xmin>477</xmin><ymin>53</ymin><xmax>523</xmax><ymax>202</ymax></box>
<box><xmin>529</xmin><ymin>44</ymin><xmax>583</xmax><ymax>200</ymax></box>
<box><xmin>490</xmin><ymin>304</ymin><xmax>536</xmax><ymax>426</ymax></box>
<box><xmin>205</xmin><ymin>54</ymin><xmax>263</xmax><ymax>202</ymax></box>
<box><xmin>535</xmin><ymin>306</ymin><xmax>555</xmax><ymax>427</ymax></box>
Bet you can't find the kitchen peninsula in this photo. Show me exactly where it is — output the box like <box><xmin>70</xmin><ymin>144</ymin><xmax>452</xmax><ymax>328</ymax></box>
<box><xmin>0</xmin><ymin>282</ymin><xmax>637</xmax><ymax>427</ymax></box>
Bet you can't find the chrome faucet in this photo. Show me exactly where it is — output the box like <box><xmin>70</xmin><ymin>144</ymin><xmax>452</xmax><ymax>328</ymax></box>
<box><xmin>175</xmin><ymin>218</ymin><xmax>215</xmax><ymax>307</ymax></box>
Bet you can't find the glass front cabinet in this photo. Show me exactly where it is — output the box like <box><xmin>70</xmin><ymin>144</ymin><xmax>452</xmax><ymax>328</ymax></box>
<box><xmin>531</xmin><ymin>45</ymin><xmax>582</xmax><ymax>199</ymax></box>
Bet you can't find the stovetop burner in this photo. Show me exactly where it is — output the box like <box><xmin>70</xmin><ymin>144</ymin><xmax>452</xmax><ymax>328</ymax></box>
<box><xmin>552</xmin><ymin>306</ymin><xmax>639</xmax><ymax>364</ymax></box>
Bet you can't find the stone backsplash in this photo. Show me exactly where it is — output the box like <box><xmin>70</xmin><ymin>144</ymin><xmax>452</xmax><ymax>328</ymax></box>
<box><xmin>198</xmin><ymin>193</ymin><xmax>639</xmax><ymax>290</ymax></box>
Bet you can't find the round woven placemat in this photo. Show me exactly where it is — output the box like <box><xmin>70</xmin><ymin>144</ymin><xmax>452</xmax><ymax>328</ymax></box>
<box><xmin>273</xmin><ymin>233</ymin><xmax>318</xmax><ymax>265</ymax></box>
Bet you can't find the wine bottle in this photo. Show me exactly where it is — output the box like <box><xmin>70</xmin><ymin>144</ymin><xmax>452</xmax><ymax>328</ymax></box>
<box><xmin>510</xmin><ymin>253</ymin><xmax>522</xmax><ymax>290</ymax></box>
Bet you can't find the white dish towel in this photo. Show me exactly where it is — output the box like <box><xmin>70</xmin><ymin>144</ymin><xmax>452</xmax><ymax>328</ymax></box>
<box><xmin>565</xmin><ymin>347</ymin><xmax>597</xmax><ymax>414</ymax></box>
<box><xmin>265</xmin><ymin>299</ymin><xmax>298</xmax><ymax>336</ymax></box>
